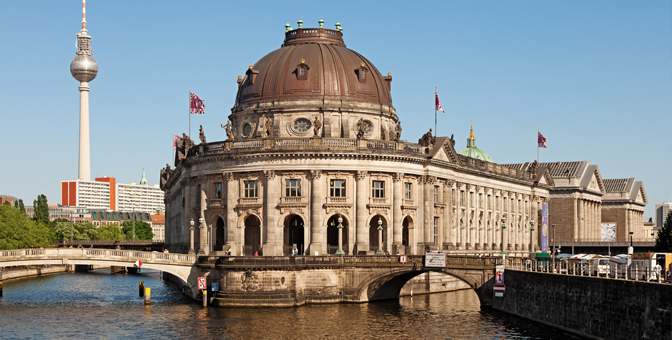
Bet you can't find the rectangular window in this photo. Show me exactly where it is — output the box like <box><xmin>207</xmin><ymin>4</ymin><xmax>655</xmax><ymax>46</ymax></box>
<box><xmin>434</xmin><ymin>217</ymin><xmax>440</xmax><ymax>246</ymax></box>
<box><xmin>285</xmin><ymin>179</ymin><xmax>301</xmax><ymax>197</ymax></box>
<box><xmin>92</xmin><ymin>211</ymin><xmax>97</xmax><ymax>219</ymax></box>
<box><xmin>372</xmin><ymin>181</ymin><xmax>385</xmax><ymax>198</ymax></box>
<box><xmin>214</xmin><ymin>182</ymin><xmax>222</xmax><ymax>199</ymax></box>
<box><xmin>106</xmin><ymin>212</ymin><xmax>110</xmax><ymax>219</ymax></box>
<box><xmin>404</xmin><ymin>182</ymin><xmax>412</xmax><ymax>200</ymax></box>
<box><xmin>330</xmin><ymin>179</ymin><xmax>346</xmax><ymax>197</ymax></box>
<box><xmin>299</xmin><ymin>67</ymin><xmax>306</xmax><ymax>76</ymax></box>
<box><xmin>460</xmin><ymin>191</ymin><xmax>465</xmax><ymax>206</ymax></box>
<box><xmin>434</xmin><ymin>186</ymin><xmax>439</xmax><ymax>202</ymax></box>
<box><xmin>244</xmin><ymin>180</ymin><xmax>258</xmax><ymax>198</ymax></box>
<box><xmin>113</xmin><ymin>212</ymin><xmax>117</xmax><ymax>219</ymax></box>
<box><xmin>479</xmin><ymin>193</ymin><xmax>483</xmax><ymax>209</ymax></box>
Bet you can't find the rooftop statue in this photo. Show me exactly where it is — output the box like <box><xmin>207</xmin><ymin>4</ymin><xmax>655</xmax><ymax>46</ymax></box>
<box><xmin>395</xmin><ymin>121</ymin><xmax>402</xmax><ymax>141</ymax></box>
<box><xmin>199</xmin><ymin>125</ymin><xmax>206</xmax><ymax>144</ymax></box>
<box><xmin>221</xmin><ymin>120</ymin><xmax>233</xmax><ymax>141</ymax></box>
<box><xmin>356</xmin><ymin>119</ymin><xmax>367</xmax><ymax>139</ymax></box>
<box><xmin>313</xmin><ymin>117</ymin><xmax>322</xmax><ymax>137</ymax></box>
<box><xmin>419</xmin><ymin>129</ymin><xmax>435</xmax><ymax>147</ymax></box>
<box><xmin>265</xmin><ymin>116</ymin><xmax>273</xmax><ymax>138</ymax></box>
<box><xmin>182</xmin><ymin>133</ymin><xmax>195</xmax><ymax>149</ymax></box>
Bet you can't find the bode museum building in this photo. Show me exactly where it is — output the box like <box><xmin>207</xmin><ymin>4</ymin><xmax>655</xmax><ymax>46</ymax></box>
<box><xmin>161</xmin><ymin>22</ymin><xmax>642</xmax><ymax>257</ymax></box>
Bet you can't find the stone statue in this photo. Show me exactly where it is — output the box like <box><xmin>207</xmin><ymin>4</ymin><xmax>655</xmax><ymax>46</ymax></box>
<box><xmin>221</xmin><ymin>120</ymin><xmax>233</xmax><ymax>140</ymax></box>
<box><xmin>448</xmin><ymin>134</ymin><xmax>455</xmax><ymax>148</ymax></box>
<box><xmin>199</xmin><ymin>125</ymin><xmax>206</xmax><ymax>144</ymax></box>
<box><xmin>165</xmin><ymin>163</ymin><xmax>171</xmax><ymax>171</ymax></box>
<box><xmin>265</xmin><ymin>116</ymin><xmax>273</xmax><ymax>138</ymax></box>
<box><xmin>313</xmin><ymin>117</ymin><xmax>322</xmax><ymax>137</ymax></box>
<box><xmin>182</xmin><ymin>133</ymin><xmax>194</xmax><ymax>149</ymax></box>
<box><xmin>529</xmin><ymin>160</ymin><xmax>539</xmax><ymax>174</ymax></box>
<box><xmin>419</xmin><ymin>129</ymin><xmax>435</xmax><ymax>147</ymax></box>
<box><xmin>395</xmin><ymin>121</ymin><xmax>402</xmax><ymax>141</ymax></box>
<box><xmin>356</xmin><ymin>119</ymin><xmax>367</xmax><ymax>139</ymax></box>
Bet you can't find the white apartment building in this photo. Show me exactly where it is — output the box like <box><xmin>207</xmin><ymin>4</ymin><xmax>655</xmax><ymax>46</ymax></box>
<box><xmin>117</xmin><ymin>182</ymin><xmax>165</xmax><ymax>213</ymax></box>
<box><xmin>656</xmin><ymin>202</ymin><xmax>672</xmax><ymax>228</ymax></box>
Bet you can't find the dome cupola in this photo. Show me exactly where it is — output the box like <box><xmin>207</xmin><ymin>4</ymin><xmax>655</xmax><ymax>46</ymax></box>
<box><xmin>458</xmin><ymin>121</ymin><xmax>494</xmax><ymax>163</ymax></box>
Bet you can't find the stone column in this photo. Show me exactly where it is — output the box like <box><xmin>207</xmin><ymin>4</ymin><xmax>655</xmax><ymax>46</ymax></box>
<box><xmin>263</xmin><ymin>170</ymin><xmax>278</xmax><ymax>255</ymax></box>
<box><xmin>393</xmin><ymin>173</ymin><xmax>403</xmax><ymax>254</ymax></box>
<box><xmin>423</xmin><ymin>176</ymin><xmax>435</xmax><ymax>246</ymax></box>
<box><xmin>355</xmin><ymin>171</ymin><xmax>368</xmax><ymax>254</ymax></box>
<box><xmin>199</xmin><ymin>182</ymin><xmax>208</xmax><ymax>254</ymax></box>
<box><xmin>225</xmin><ymin>172</ymin><xmax>237</xmax><ymax>255</ymax></box>
<box><xmin>309</xmin><ymin>170</ymin><xmax>324</xmax><ymax>255</ymax></box>
<box><xmin>442</xmin><ymin>181</ymin><xmax>451</xmax><ymax>251</ymax></box>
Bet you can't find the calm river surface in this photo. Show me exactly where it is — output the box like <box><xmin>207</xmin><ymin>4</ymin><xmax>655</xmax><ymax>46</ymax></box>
<box><xmin>0</xmin><ymin>269</ymin><xmax>582</xmax><ymax>339</ymax></box>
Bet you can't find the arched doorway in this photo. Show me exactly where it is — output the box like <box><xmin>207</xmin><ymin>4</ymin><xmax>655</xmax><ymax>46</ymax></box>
<box><xmin>326</xmin><ymin>215</ymin><xmax>349</xmax><ymax>255</ymax></box>
<box><xmin>244</xmin><ymin>215</ymin><xmax>261</xmax><ymax>256</ymax></box>
<box><xmin>402</xmin><ymin>216</ymin><xmax>412</xmax><ymax>249</ymax></box>
<box><xmin>215</xmin><ymin>217</ymin><xmax>226</xmax><ymax>251</ymax></box>
<box><xmin>369</xmin><ymin>215</ymin><xmax>388</xmax><ymax>253</ymax></box>
<box><xmin>283</xmin><ymin>215</ymin><xmax>304</xmax><ymax>255</ymax></box>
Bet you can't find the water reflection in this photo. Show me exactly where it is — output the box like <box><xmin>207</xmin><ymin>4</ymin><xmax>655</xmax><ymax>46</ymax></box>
<box><xmin>0</xmin><ymin>270</ymin><xmax>580</xmax><ymax>339</ymax></box>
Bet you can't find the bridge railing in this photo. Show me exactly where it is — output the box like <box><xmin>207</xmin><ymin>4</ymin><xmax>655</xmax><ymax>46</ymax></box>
<box><xmin>510</xmin><ymin>259</ymin><xmax>672</xmax><ymax>283</ymax></box>
<box><xmin>0</xmin><ymin>248</ymin><xmax>195</xmax><ymax>265</ymax></box>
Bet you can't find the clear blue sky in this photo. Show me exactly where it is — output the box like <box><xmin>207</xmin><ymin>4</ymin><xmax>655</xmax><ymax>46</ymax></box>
<box><xmin>1</xmin><ymin>1</ymin><xmax>669</xmax><ymax>220</ymax></box>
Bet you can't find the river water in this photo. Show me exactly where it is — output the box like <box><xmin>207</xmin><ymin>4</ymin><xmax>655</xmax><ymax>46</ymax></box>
<box><xmin>0</xmin><ymin>269</ymin><xmax>582</xmax><ymax>339</ymax></box>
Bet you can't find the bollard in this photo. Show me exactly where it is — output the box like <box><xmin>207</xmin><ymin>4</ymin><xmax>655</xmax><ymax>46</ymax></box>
<box><xmin>139</xmin><ymin>281</ymin><xmax>144</xmax><ymax>297</ymax></box>
<box><xmin>0</xmin><ymin>281</ymin><xmax>3</xmax><ymax>298</ymax></box>
<box><xmin>144</xmin><ymin>287</ymin><xmax>151</xmax><ymax>305</ymax></box>
<box><xmin>202</xmin><ymin>290</ymin><xmax>207</xmax><ymax>307</ymax></box>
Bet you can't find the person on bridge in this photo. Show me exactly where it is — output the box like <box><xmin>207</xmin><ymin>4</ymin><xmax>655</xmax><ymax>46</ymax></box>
<box><xmin>254</xmin><ymin>251</ymin><xmax>259</xmax><ymax>256</ymax></box>
<box><xmin>68</xmin><ymin>245</ymin><xmax>73</xmax><ymax>249</ymax></box>
<box><xmin>77</xmin><ymin>244</ymin><xmax>83</xmax><ymax>249</ymax></box>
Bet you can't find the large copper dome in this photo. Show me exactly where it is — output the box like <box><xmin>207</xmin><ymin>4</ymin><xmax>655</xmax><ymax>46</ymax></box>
<box><xmin>229</xmin><ymin>25</ymin><xmax>397</xmax><ymax>140</ymax></box>
<box><xmin>233</xmin><ymin>28</ymin><xmax>392</xmax><ymax>108</ymax></box>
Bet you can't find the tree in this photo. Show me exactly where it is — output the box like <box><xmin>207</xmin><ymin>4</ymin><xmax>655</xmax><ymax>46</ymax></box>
<box><xmin>33</xmin><ymin>194</ymin><xmax>49</xmax><ymax>225</ymax></box>
<box><xmin>655</xmin><ymin>211</ymin><xmax>672</xmax><ymax>252</ymax></box>
<box><xmin>0</xmin><ymin>204</ymin><xmax>54</xmax><ymax>249</ymax></box>
<box><xmin>122</xmin><ymin>220</ymin><xmax>154</xmax><ymax>240</ymax></box>
<box><xmin>53</xmin><ymin>222</ymin><xmax>98</xmax><ymax>241</ymax></box>
<box><xmin>95</xmin><ymin>224</ymin><xmax>125</xmax><ymax>240</ymax></box>
<box><xmin>2</xmin><ymin>201</ymin><xmax>9</xmax><ymax>206</ymax></box>
<box><xmin>18</xmin><ymin>199</ymin><xmax>25</xmax><ymax>214</ymax></box>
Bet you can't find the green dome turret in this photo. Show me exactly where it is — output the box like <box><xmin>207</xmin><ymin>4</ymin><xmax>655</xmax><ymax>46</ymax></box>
<box><xmin>140</xmin><ymin>167</ymin><xmax>148</xmax><ymax>185</ymax></box>
<box><xmin>458</xmin><ymin>122</ymin><xmax>494</xmax><ymax>163</ymax></box>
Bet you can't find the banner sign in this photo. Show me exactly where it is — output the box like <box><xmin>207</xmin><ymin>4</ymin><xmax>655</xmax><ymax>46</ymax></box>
<box><xmin>425</xmin><ymin>252</ymin><xmax>446</xmax><ymax>268</ymax></box>
<box><xmin>601</xmin><ymin>223</ymin><xmax>616</xmax><ymax>242</ymax></box>
<box><xmin>541</xmin><ymin>204</ymin><xmax>548</xmax><ymax>252</ymax></box>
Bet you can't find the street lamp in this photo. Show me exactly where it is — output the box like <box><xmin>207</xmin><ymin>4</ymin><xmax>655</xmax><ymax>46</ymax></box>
<box><xmin>629</xmin><ymin>231</ymin><xmax>634</xmax><ymax>246</ymax></box>
<box><xmin>376</xmin><ymin>217</ymin><xmax>384</xmax><ymax>255</ymax></box>
<box><xmin>629</xmin><ymin>231</ymin><xmax>634</xmax><ymax>255</ymax></box>
<box><xmin>551</xmin><ymin>224</ymin><xmax>557</xmax><ymax>272</ymax></box>
<box><xmin>500</xmin><ymin>216</ymin><xmax>507</xmax><ymax>257</ymax></box>
<box><xmin>189</xmin><ymin>218</ymin><xmax>195</xmax><ymax>254</ymax></box>
<box><xmin>529</xmin><ymin>218</ymin><xmax>535</xmax><ymax>256</ymax></box>
<box><xmin>335</xmin><ymin>215</ymin><xmax>345</xmax><ymax>255</ymax></box>
<box><xmin>571</xmin><ymin>234</ymin><xmax>575</xmax><ymax>255</ymax></box>
<box><xmin>198</xmin><ymin>216</ymin><xmax>205</xmax><ymax>255</ymax></box>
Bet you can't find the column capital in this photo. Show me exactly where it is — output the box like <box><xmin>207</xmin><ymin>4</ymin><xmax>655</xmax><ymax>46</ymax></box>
<box><xmin>309</xmin><ymin>169</ymin><xmax>322</xmax><ymax>180</ymax></box>
<box><xmin>356</xmin><ymin>171</ymin><xmax>367</xmax><ymax>181</ymax></box>
<box><xmin>393</xmin><ymin>172</ymin><xmax>404</xmax><ymax>182</ymax></box>
<box><xmin>263</xmin><ymin>170</ymin><xmax>276</xmax><ymax>180</ymax></box>
<box><xmin>224</xmin><ymin>172</ymin><xmax>235</xmax><ymax>182</ymax></box>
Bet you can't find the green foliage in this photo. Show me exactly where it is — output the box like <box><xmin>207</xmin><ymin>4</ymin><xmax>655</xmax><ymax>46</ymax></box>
<box><xmin>53</xmin><ymin>222</ymin><xmax>99</xmax><ymax>241</ymax></box>
<box><xmin>18</xmin><ymin>199</ymin><xmax>25</xmax><ymax>214</ymax></box>
<box><xmin>95</xmin><ymin>224</ymin><xmax>125</xmax><ymax>240</ymax></box>
<box><xmin>121</xmin><ymin>220</ymin><xmax>154</xmax><ymax>240</ymax></box>
<box><xmin>655</xmin><ymin>211</ymin><xmax>672</xmax><ymax>252</ymax></box>
<box><xmin>0</xmin><ymin>204</ymin><xmax>54</xmax><ymax>249</ymax></box>
<box><xmin>33</xmin><ymin>194</ymin><xmax>49</xmax><ymax>225</ymax></box>
<box><xmin>2</xmin><ymin>201</ymin><xmax>10</xmax><ymax>206</ymax></box>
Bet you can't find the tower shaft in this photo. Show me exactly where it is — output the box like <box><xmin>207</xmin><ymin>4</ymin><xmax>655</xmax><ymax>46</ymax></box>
<box><xmin>78</xmin><ymin>82</ymin><xmax>91</xmax><ymax>180</ymax></box>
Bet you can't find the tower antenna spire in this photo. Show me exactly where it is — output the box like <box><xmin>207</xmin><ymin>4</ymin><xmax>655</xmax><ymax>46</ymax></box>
<box><xmin>81</xmin><ymin>0</ymin><xmax>87</xmax><ymax>34</ymax></box>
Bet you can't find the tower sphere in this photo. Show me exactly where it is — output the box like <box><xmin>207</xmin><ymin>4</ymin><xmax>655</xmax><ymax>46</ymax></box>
<box><xmin>70</xmin><ymin>54</ymin><xmax>98</xmax><ymax>82</ymax></box>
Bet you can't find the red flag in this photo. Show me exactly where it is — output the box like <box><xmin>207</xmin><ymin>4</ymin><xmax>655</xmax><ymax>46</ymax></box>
<box><xmin>189</xmin><ymin>92</ymin><xmax>205</xmax><ymax>114</ymax></box>
<box><xmin>435</xmin><ymin>90</ymin><xmax>445</xmax><ymax>113</ymax></box>
<box><xmin>538</xmin><ymin>131</ymin><xmax>547</xmax><ymax>148</ymax></box>
<box><xmin>173</xmin><ymin>134</ymin><xmax>183</xmax><ymax>150</ymax></box>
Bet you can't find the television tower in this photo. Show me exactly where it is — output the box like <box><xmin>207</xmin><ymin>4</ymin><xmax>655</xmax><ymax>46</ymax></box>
<box><xmin>70</xmin><ymin>0</ymin><xmax>98</xmax><ymax>181</ymax></box>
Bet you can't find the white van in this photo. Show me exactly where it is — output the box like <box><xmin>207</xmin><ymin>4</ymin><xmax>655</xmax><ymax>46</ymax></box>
<box><xmin>591</xmin><ymin>257</ymin><xmax>610</xmax><ymax>276</ymax></box>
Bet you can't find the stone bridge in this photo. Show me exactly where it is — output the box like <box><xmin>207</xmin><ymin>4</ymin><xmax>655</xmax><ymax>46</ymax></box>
<box><xmin>197</xmin><ymin>255</ymin><xmax>500</xmax><ymax>307</ymax></box>
<box><xmin>0</xmin><ymin>249</ymin><xmax>199</xmax><ymax>294</ymax></box>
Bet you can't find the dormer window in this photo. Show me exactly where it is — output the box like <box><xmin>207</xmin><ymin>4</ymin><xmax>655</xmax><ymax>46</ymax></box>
<box><xmin>355</xmin><ymin>61</ymin><xmax>368</xmax><ymax>83</ymax></box>
<box><xmin>296</xmin><ymin>57</ymin><xmax>309</xmax><ymax>80</ymax></box>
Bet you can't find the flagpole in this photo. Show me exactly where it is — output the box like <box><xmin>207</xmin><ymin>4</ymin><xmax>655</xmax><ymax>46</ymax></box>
<box><xmin>434</xmin><ymin>87</ymin><xmax>437</xmax><ymax>137</ymax></box>
<box><xmin>188</xmin><ymin>91</ymin><xmax>191</xmax><ymax>139</ymax></box>
<box><xmin>537</xmin><ymin>129</ymin><xmax>540</xmax><ymax>163</ymax></box>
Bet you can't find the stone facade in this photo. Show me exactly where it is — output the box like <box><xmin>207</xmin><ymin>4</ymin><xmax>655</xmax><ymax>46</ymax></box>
<box><xmin>161</xmin><ymin>26</ymin><xmax>553</xmax><ymax>257</ymax></box>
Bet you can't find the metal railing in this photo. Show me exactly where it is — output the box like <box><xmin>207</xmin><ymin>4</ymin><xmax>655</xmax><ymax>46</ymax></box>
<box><xmin>512</xmin><ymin>260</ymin><xmax>671</xmax><ymax>283</ymax></box>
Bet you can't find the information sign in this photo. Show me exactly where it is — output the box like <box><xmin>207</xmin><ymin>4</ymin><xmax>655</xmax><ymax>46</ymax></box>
<box><xmin>424</xmin><ymin>252</ymin><xmax>446</xmax><ymax>268</ymax></box>
<box><xmin>211</xmin><ymin>282</ymin><xmax>218</xmax><ymax>292</ymax></box>
<box><xmin>399</xmin><ymin>255</ymin><xmax>407</xmax><ymax>264</ymax></box>
<box><xmin>198</xmin><ymin>277</ymin><xmax>206</xmax><ymax>290</ymax></box>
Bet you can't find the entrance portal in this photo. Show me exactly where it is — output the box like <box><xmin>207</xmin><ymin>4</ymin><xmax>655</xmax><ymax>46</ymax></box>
<box><xmin>215</xmin><ymin>217</ymin><xmax>226</xmax><ymax>251</ymax></box>
<box><xmin>326</xmin><ymin>215</ymin><xmax>349</xmax><ymax>255</ymax></box>
<box><xmin>369</xmin><ymin>215</ymin><xmax>388</xmax><ymax>253</ymax></box>
<box><xmin>244</xmin><ymin>215</ymin><xmax>261</xmax><ymax>256</ymax></box>
<box><xmin>283</xmin><ymin>215</ymin><xmax>304</xmax><ymax>255</ymax></box>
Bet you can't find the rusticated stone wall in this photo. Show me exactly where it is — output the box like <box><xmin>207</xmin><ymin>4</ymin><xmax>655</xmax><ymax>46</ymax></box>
<box><xmin>493</xmin><ymin>270</ymin><xmax>672</xmax><ymax>340</ymax></box>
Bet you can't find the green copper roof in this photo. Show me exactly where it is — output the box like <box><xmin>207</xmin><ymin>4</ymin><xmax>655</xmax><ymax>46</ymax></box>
<box><xmin>457</xmin><ymin>125</ymin><xmax>494</xmax><ymax>163</ymax></box>
<box><xmin>140</xmin><ymin>167</ymin><xmax>147</xmax><ymax>185</ymax></box>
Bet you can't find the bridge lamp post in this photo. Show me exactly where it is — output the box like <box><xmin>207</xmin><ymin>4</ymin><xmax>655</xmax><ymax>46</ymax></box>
<box><xmin>198</xmin><ymin>217</ymin><xmax>205</xmax><ymax>255</ymax></box>
<box><xmin>500</xmin><ymin>216</ymin><xmax>507</xmax><ymax>257</ymax></box>
<box><xmin>376</xmin><ymin>217</ymin><xmax>384</xmax><ymax>255</ymax></box>
<box><xmin>551</xmin><ymin>224</ymin><xmax>557</xmax><ymax>272</ymax></box>
<box><xmin>336</xmin><ymin>215</ymin><xmax>345</xmax><ymax>255</ymax></box>
<box><xmin>189</xmin><ymin>218</ymin><xmax>195</xmax><ymax>255</ymax></box>
<box><xmin>529</xmin><ymin>218</ymin><xmax>535</xmax><ymax>257</ymax></box>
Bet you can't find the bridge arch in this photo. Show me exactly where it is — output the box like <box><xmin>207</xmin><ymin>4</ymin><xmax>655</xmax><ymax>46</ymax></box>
<box><xmin>354</xmin><ymin>267</ymin><xmax>493</xmax><ymax>306</ymax></box>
